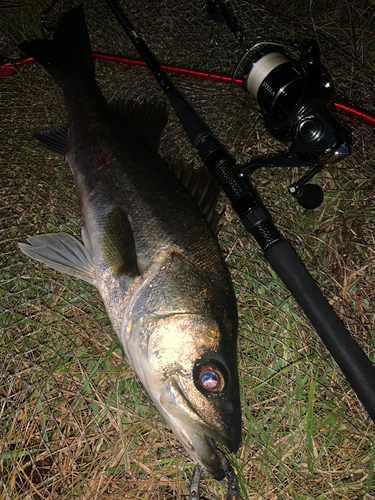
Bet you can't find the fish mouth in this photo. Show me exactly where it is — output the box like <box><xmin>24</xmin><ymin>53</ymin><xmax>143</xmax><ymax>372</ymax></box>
<box><xmin>172</xmin><ymin>421</ymin><xmax>240</xmax><ymax>480</ymax></box>
<box><xmin>188</xmin><ymin>430</ymin><xmax>239</xmax><ymax>480</ymax></box>
<box><xmin>160</xmin><ymin>377</ymin><xmax>241</xmax><ymax>480</ymax></box>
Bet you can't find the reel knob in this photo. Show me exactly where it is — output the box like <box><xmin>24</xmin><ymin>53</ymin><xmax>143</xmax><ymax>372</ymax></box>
<box><xmin>290</xmin><ymin>183</ymin><xmax>324</xmax><ymax>209</ymax></box>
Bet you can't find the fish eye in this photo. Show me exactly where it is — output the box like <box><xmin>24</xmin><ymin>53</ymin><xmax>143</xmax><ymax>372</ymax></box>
<box><xmin>195</xmin><ymin>362</ymin><xmax>225</xmax><ymax>392</ymax></box>
<box><xmin>201</xmin><ymin>370</ymin><xmax>218</xmax><ymax>390</ymax></box>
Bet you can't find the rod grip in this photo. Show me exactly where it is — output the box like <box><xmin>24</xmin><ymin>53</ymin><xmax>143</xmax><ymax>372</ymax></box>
<box><xmin>265</xmin><ymin>239</ymin><xmax>375</xmax><ymax>422</ymax></box>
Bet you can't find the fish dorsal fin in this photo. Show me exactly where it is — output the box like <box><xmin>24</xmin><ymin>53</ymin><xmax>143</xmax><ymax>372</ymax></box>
<box><xmin>102</xmin><ymin>206</ymin><xmax>140</xmax><ymax>280</ymax></box>
<box><xmin>18</xmin><ymin>232</ymin><xmax>95</xmax><ymax>285</ymax></box>
<box><xmin>110</xmin><ymin>99</ymin><xmax>168</xmax><ymax>151</ymax></box>
<box><xmin>32</xmin><ymin>124</ymin><xmax>69</xmax><ymax>159</ymax></box>
<box><xmin>167</xmin><ymin>160</ymin><xmax>223</xmax><ymax>235</ymax></box>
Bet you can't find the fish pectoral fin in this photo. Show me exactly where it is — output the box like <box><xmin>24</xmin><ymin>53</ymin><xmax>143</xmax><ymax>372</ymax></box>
<box><xmin>32</xmin><ymin>124</ymin><xmax>69</xmax><ymax>159</ymax></box>
<box><xmin>109</xmin><ymin>99</ymin><xmax>168</xmax><ymax>151</ymax></box>
<box><xmin>19</xmin><ymin>232</ymin><xmax>96</xmax><ymax>285</ymax></box>
<box><xmin>102</xmin><ymin>206</ymin><xmax>140</xmax><ymax>280</ymax></box>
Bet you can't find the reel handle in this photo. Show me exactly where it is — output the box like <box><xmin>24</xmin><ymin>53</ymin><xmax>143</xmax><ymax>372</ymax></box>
<box><xmin>290</xmin><ymin>183</ymin><xmax>324</xmax><ymax>209</ymax></box>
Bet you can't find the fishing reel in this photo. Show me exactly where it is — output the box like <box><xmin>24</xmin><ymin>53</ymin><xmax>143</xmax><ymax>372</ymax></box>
<box><xmin>241</xmin><ymin>40</ymin><xmax>351</xmax><ymax>209</ymax></box>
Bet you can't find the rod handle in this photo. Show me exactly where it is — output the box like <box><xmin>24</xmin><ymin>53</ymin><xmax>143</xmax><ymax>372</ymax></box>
<box><xmin>265</xmin><ymin>239</ymin><xmax>375</xmax><ymax>422</ymax></box>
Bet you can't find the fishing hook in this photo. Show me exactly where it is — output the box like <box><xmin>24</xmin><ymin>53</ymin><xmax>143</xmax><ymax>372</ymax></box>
<box><xmin>189</xmin><ymin>464</ymin><xmax>202</xmax><ymax>500</ymax></box>
<box><xmin>189</xmin><ymin>458</ymin><xmax>240</xmax><ymax>500</ymax></box>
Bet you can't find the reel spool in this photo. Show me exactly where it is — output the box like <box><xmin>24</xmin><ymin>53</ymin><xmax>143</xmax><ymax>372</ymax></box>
<box><xmin>241</xmin><ymin>40</ymin><xmax>351</xmax><ymax>209</ymax></box>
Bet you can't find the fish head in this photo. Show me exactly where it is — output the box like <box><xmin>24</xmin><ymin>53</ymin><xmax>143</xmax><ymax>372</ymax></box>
<box><xmin>124</xmin><ymin>254</ymin><xmax>241</xmax><ymax>479</ymax></box>
<box><xmin>144</xmin><ymin>314</ymin><xmax>241</xmax><ymax>480</ymax></box>
<box><xmin>158</xmin><ymin>317</ymin><xmax>241</xmax><ymax>479</ymax></box>
<box><xmin>128</xmin><ymin>274</ymin><xmax>241</xmax><ymax>479</ymax></box>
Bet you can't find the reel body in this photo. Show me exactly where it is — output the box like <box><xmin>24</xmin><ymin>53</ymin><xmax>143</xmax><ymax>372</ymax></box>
<box><xmin>242</xmin><ymin>41</ymin><xmax>351</xmax><ymax>208</ymax></box>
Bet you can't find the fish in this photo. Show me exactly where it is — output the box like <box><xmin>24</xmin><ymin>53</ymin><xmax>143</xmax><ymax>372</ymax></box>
<box><xmin>18</xmin><ymin>7</ymin><xmax>241</xmax><ymax>480</ymax></box>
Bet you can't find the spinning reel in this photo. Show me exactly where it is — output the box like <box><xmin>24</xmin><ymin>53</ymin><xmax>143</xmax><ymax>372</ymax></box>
<box><xmin>241</xmin><ymin>40</ymin><xmax>351</xmax><ymax>209</ymax></box>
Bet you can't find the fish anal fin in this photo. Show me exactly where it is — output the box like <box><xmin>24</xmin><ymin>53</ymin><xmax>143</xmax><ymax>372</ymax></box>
<box><xmin>102</xmin><ymin>207</ymin><xmax>140</xmax><ymax>279</ymax></box>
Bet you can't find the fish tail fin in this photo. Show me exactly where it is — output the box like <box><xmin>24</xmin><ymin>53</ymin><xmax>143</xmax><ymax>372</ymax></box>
<box><xmin>19</xmin><ymin>7</ymin><xmax>94</xmax><ymax>85</ymax></box>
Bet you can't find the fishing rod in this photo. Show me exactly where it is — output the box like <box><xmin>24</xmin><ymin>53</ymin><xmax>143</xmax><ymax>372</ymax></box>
<box><xmin>102</xmin><ymin>0</ymin><xmax>375</xmax><ymax>495</ymax></box>
<box><xmin>103</xmin><ymin>0</ymin><xmax>375</xmax><ymax>407</ymax></box>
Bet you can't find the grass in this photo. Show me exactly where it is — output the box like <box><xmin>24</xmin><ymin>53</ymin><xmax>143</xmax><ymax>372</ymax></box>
<box><xmin>1</xmin><ymin>0</ymin><xmax>375</xmax><ymax>499</ymax></box>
